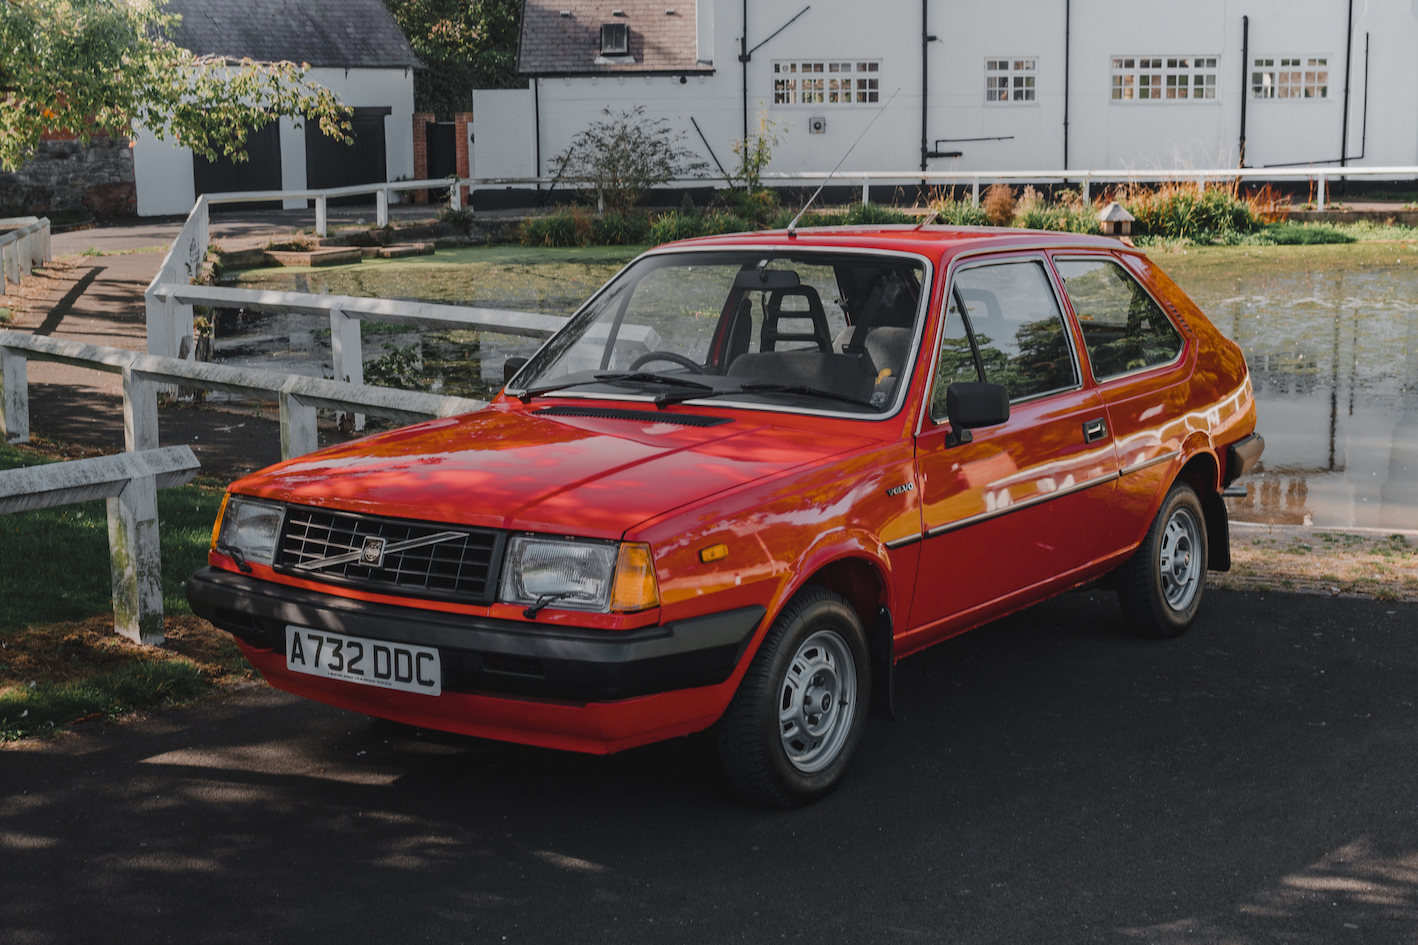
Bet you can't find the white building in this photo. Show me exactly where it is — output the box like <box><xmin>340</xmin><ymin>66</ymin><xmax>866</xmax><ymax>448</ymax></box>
<box><xmin>133</xmin><ymin>0</ymin><xmax>421</xmax><ymax>216</ymax></box>
<box><xmin>493</xmin><ymin>0</ymin><xmax>1418</xmax><ymax>187</ymax></box>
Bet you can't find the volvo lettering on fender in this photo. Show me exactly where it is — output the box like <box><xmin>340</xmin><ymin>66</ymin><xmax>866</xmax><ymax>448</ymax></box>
<box><xmin>285</xmin><ymin>626</ymin><xmax>441</xmax><ymax>696</ymax></box>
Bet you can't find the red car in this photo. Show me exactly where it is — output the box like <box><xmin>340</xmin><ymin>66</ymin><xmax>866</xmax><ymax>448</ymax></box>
<box><xmin>188</xmin><ymin>226</ymin><xmax>1262</xmax><ymax>807</ymax></box>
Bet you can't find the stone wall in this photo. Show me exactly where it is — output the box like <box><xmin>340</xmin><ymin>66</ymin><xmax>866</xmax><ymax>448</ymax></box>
<box><xmin>0</xmin><ymin>133</ymin><xmax>137</xmax><ymax>217</ymax></box>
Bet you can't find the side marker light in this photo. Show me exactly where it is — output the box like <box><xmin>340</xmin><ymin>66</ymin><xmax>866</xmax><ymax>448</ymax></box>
<box><xmin>700</xmin><ymin>543</ymin><xmax>729</xmax><ymax>563</ymax></box>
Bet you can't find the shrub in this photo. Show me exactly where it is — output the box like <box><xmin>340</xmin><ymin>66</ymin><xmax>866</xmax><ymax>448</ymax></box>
<box><xmin>929</xmin><ymin>198</ymin><xmax>990</xmax><ymax>226</ymax></box>
<box><xmin>364</xmin><ymin>343</ymin><xmax>430</xmax><ymax>391</ymax></box>
<box><xmin>699</xmin><ymin>212</ymin><xmax>755</xmax><ymax>236</ymax></box>
<box><xmin>1115</xmin><ymin>183</ymin><xmax>1259</xmax><ymax>240</ymax></box>
<box><xmin>726</xmin><ymin>187</ymin><xmax>780</xmax><ymax>224</ymax></box>
<box><xmin>844</xmin><ymin>202</ymin><xmax>913</xmax><ymax>225</ymax></box>
<box><xmin>590</xmin><ymin>211</ymin><xmax>650</xmax><ymax>245</ymax></box>
<box><xmin>649</xmin><ymin>211</ymin><xmax>706</xmax><ymax>244</ymax></box>
<box><xmin>437</xmin><ymin>206</ymin><xmax>475</xmax><ymax>235</ymax></box>
<box><xmin>551</xmin><ymin>106</ymin><xmax>708</xmax><ymax>213</ymax></box>
<box><xmin>982</xmin><ymin>183</ymin><xmax>1016</xmax><ymax>226</ymax></box>
<box><xmin>1263</xmin><ymin>222</ymin><xmax>1356</xmax><ymax>244</ymax></box>
<box><xmin>519</xmin><ymin>208</ymin><xmax>592</xmax><ymax>247</ymax></box>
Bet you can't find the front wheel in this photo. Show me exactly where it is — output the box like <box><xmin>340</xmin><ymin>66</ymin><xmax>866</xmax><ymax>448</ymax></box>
<box><xmin>716</xmin><ymin>587</ymin><xmax>871</xmax><ymax>808</ymax></box>
<box><xmin>1117</xmin><ymin>481</ymin><xmax>1208</xmax><ymax>638</ymax></box>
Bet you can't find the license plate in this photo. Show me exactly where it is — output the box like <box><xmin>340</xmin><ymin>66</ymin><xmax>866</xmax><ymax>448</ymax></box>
<box><xmin>285</xmin><ymin>626</ymin><xmax>441</xmax><ymax>696</ymax></box>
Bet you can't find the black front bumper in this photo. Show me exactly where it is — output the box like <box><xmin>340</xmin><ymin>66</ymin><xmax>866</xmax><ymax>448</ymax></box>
<box><xmin>186</xmin><ymin>567</ymin><xmax>764</xmax><ymax>702</ymax></box>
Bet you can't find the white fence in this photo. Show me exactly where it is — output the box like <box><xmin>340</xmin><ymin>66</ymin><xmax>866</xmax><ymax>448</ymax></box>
<box><xmin>144</xmin><ymin>192</ymin><xmax>566</xmax><ymax>429</ymax></box>
<box><xmin>0</xmin><ymin>217</ymin><xmax>52</xmax><ymax>293</ymax></box>
<box><xmin>0</xmin><ymin>446</ymin><xmax>200</xmax><ymax>644</ymax></box>
<box><xmin>0</xmin><ymin>331</ymin><xmax>486</xmax><ymax>461</ymax></box>
<box><xmin>456</xmin><ymin>164</ymin><xmax>1418</xmax><ymax>213</ymax></box>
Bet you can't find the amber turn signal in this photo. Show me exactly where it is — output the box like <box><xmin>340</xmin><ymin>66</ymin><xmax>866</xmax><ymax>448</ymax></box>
<box><xmin>209</xmin><ymin>492</ymin><xmax>231</xmax><ymax>551</ymax></box>
<box><xmin>699</xmin><ymin>542</ymin><xmax>729</xmax><ymax>563</ymax></box>
<box><xmin>610</xmin><ymin>542</ymin><xmax>660</xmax><ymax>612</ymax></box>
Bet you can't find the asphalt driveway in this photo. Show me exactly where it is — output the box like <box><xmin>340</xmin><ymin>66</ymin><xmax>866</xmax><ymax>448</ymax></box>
<box><xmin>3</xmin><ymin>588</ymin><xmax>1416</xmax><ymax>944</ymax></box>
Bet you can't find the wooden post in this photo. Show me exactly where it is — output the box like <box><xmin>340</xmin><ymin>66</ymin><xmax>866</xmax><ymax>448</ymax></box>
<box><xmin>279</xmin><ymin>382</ymin><xmax>319</xmax><ymax>459</ymax></box>
<box><xmin>122</xmin><ymin>366</ymin><xmax>160</xmax><ymax>452</ymax></box>
<box><xmin>972</xmin><ymin>177</ymin><xmax>980</xmax><ymax>207</ymax></box>
<box><xmin>107</xmin><ymin>469</ymin><xmax>165</xmax><ymax>645</ymax></box>
<box><xmin>0</xmin><ymin>344</ymin><xmax>28</xmax><ymax>443</ymax></box>
<box><xmin>316</xmin><ymin>195</ymin><xmax>328</xmax><ymax>237</ymax></box>
<box><xmin>328</xmin><ymin>304</ymin><xmax>365</xmax><ymax>431</ymax></box>
<box><xmin>1317</xmin><ymin>172</ymin><xmax>1327</xmax><ymax>210</ymax></box>
<box><xmin>376</xmin><ymin>188</ymin><xmax>389</xmax><ymax>228</ymax></box>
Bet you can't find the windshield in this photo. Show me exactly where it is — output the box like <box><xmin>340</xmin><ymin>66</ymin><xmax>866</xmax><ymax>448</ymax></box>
<box><xmin>510</xmin><ymin>250</ymin><xmax>929</xmax><ymax>416</ymax></box>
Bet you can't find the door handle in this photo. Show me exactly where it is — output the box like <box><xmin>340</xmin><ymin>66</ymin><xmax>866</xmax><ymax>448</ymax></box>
<box><xmin>1083</xmin><ymin>418</ymin><xmax>1108</xmax><ymax>443</ymax></box>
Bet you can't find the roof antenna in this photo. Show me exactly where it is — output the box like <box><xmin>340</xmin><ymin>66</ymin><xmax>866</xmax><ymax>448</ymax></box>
<box><xmin>786</xmin><ymin>86</ymin><xmax>902</xmax><ymax>238</ymax></box>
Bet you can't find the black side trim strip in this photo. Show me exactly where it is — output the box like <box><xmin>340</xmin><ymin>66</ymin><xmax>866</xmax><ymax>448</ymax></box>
<box><xmin>536</xmin><ymin>405</ymin><xmax>733</xmax><ymax>427</ymax></box>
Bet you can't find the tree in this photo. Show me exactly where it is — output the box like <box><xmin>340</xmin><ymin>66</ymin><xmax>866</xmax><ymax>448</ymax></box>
<box><xmin>552</xmin><ymin>107</ymin><xmax>708</xmax><ymax>214</ymax></box>
<box><xmin>0</xmin><ymin>0</ymin><xmax>351</xmax><ymax>172</ymax></box>
<box><xmin>382</xmin><ymin>0</ymin><xmax>521</xmax><ymax>119</ymax></box>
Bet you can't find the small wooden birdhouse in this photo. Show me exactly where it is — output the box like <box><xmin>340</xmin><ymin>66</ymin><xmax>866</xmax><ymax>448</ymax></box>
<box><xmin>1098</xmin><ymin>201</ymin><xmax>1135</xmax><ymax>236</ymax></box>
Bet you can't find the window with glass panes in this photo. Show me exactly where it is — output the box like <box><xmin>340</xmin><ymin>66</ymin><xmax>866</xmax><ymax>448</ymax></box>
<box><xmin>1251</xmin><ymin>57</ymin><xmax>1328</xmax><ymax>99</ymax></box>
<box><xmin>772</xmin><ymin>60</ymin><xmax>879</xmax><ymax>105</ymax></box>
<box><xmin>1111</xmin><ymin>56</ymin><xmax>1218</xmax><ymax>101</ymax></box>
<box><xmin>985</xmin><ymin>58</ymin><xmax>1037</xmax><ymax>103</ymax></box>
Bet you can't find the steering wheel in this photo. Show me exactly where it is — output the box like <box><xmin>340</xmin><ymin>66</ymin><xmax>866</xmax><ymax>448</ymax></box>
<box><xmin>629</xmin><ymin>351</ymin><xmax>707</xmax><ymax>374</ymax></box>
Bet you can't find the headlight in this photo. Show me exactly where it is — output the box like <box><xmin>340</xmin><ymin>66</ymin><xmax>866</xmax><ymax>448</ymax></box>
<box><xmin>213</xmin><ymin>495</ymin><xmax>284</xmax><ymax>567</ymax></box>
<box><xmin>500</xmin><ymin>536</ymin><xmax>660</xmax><ymax>614</ymax></box>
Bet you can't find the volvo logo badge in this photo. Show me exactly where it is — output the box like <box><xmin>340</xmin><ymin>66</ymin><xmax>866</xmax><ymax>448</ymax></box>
<box><xmin>360</xmin><ymin>537</ymin><xmax>386</xmax><ymax>568</ymax></box>
<box><xmin>885</xmin><ymin>482</ymin><xmax>915</xmax><ymax>497</ymax></box>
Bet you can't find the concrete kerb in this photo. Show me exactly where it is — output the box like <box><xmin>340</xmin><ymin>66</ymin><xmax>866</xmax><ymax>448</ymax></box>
<box><xmin>0</xmin><ymin>445</ymin><xmax>200</xmax><ymax>644</ymax></box>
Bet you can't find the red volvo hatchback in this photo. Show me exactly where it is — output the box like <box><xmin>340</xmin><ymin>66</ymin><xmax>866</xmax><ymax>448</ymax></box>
<box><xmin>188</xmin><ymin>226</ymin><xmax>1262</xmax><ymax>807</ymax></box>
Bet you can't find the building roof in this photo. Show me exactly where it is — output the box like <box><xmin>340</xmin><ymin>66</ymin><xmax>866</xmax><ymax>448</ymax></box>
<box><xmin>164</xmin><ymin>0</ymin><xmax>423</xmax><ymax>70</ymax></box>
<box><xmin>518</xmin><ymin>0</ymin><xmax>712</xmax><ymax>76</ymax></box>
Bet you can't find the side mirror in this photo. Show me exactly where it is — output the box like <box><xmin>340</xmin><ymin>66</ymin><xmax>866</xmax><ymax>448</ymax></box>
<box><xmin>945</xmin><ymin>382</ymin><xmax>1009</xmax><ymax>446</ymax></box>
<box><xmin>504</xmin><ymin>356</ymin><xmax>529</xmax><ymax>385</ymax></box>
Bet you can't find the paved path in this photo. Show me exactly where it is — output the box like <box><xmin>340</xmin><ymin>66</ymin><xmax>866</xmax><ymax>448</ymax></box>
<box><xmin>6</xmin><ymin>209</ymin><xmax>433</xmax><ymax>478</ymax></box>
<box><xmin>3</xmin><ymin>588</ymin><xmax>1415</xmax><ymax>944</ymax></box>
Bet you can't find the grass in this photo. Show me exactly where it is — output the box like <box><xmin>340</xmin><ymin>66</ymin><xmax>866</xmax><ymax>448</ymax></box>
<box><xmin>0</xmin><ymin>659</ymin><xmax>206</xmax><ymax>740</ymax></box>
<box><xmin>81</xmin><ymin>244</ymin><xmax>170</xmax><ymax>257</ymax></box>
<box><xmin>0</xmin><ymin>442</ymin><xmax>225</xmax><ymax>630</ymax></box>
<box><xmin>0</xmin><ymin>441</ymin><xmax>247</xmax><ymax>741</ymax></box>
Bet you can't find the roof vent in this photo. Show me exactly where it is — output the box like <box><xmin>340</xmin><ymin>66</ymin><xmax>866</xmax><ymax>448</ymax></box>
<box><xmin>611</xmin><ymin>8</ymin><xmax>626</xmax><ymax>15</ymax></box>
<box><xmin>559</xmin><ymin>9</ymin><xmax>572</xmax><ymax>15</ymax></box>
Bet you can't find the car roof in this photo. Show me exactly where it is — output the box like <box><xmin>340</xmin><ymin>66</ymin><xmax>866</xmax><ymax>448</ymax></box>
<box><xmin>658</xmin><ymin>225</ymin><xmax>1134</xmax><ymax>266</ymax></box>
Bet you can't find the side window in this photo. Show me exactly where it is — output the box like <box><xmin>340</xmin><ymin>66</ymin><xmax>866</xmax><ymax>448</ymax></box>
<box><xmin>952</xmin><ymin>261</ymin><xmax>1079</xmax><ymax>401</ymax></box>
<box><xmin>928</xmin><ymin>296</ymin><xmax>982</xmax><ymax>422</ymax></box>
<box><xmin>1053</xmin><ymin>257</ymin><xmax>1183</xmax><ymax>380</ymax></box>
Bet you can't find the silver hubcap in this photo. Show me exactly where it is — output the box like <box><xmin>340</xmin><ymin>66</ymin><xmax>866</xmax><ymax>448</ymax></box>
<box><xmin>1159</xmin><ymin>506</ymin><xmax>1202</xmax><ymax>611</ymax></box>
<box><xmin>778</xmin><ymin>629</ymin><xmax>857</xmax><ymax>774</ymax></box>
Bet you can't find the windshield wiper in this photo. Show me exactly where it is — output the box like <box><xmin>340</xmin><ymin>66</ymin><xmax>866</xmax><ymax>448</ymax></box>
<box><xmin>519</xmin><ymin>372</ymin><xmax>714</xmax><ymax>404</ymax></box>
<box><xmin>654</xmin><ymin>383</ymin><xmax>879</xmax><ymax>410</ymax></box>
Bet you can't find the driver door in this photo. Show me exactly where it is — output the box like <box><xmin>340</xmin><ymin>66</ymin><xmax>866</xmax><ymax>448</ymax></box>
<box><xmin>903</xmin><ymin>256</ymin><xmax>1121</xmax><ymax>647</ymax></box>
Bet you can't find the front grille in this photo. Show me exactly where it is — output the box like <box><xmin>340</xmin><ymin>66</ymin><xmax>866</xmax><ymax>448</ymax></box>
<box><xmin>276</xmin><ymin>505</ymin><xmax>504</xmax><ymax>604</ymax></box>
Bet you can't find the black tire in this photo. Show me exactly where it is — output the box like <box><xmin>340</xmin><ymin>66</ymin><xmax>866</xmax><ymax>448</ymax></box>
<box><xmin>716</xmin><ymin>587</ymin><xmax>871</xmax><ymax>808</ymax></box>
<box><xmin>1117</xmin><ymin>481</ymin><xmax>1209</xmax><ymax>638</ymax></box>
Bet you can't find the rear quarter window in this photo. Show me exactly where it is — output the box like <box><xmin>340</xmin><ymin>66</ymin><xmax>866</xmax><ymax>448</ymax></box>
<box><xmin>1054</xmin><ymin>257</ymin><xmax>1183</xmax><ymax>380</ymax></box>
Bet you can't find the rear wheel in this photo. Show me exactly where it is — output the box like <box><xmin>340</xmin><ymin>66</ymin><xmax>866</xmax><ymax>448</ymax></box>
<box><xmin>716</xmin><ymin>587</ymin><xmax>870</xmax><ymax>808</ymax></box>
<box><xmin>1117</xmin><ymin>481</ymin><xmax>1208</xmax><ymax>638</ymax></box>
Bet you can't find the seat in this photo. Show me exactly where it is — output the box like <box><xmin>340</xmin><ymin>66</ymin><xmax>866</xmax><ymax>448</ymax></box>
<box><xmin>761</xmin><ymin>286</ymin><xmax>832</xmax><ymax>352</ymax></box>
<box><xmin>833</xmin><ymin>326</ymin><xmax>913</xmax><ymax>377</ymax></box>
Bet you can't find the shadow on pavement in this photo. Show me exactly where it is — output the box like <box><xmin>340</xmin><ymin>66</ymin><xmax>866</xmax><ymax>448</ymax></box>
<box><xmin>2</xmin><ymin>589</ymin><xmax>1415</xmax><ymax>944</ymax></box>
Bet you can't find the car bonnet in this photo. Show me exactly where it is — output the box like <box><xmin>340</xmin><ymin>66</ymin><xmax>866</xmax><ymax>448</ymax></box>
<box><xmin>227</xmin><ymin>404</ymin><xmax>873</xmax><ymax>540</ymax></box>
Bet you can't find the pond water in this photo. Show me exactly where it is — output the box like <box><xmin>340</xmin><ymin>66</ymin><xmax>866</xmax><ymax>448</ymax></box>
<box><xmin>1167</xmin><ymin>249</ymin><xmax>1418</xmax><ymax>530</ymax></box>
<box><xmin>218</xmin><ymin>245</ymin><xmax>1418</xmax><ymax>530</ymax></box>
